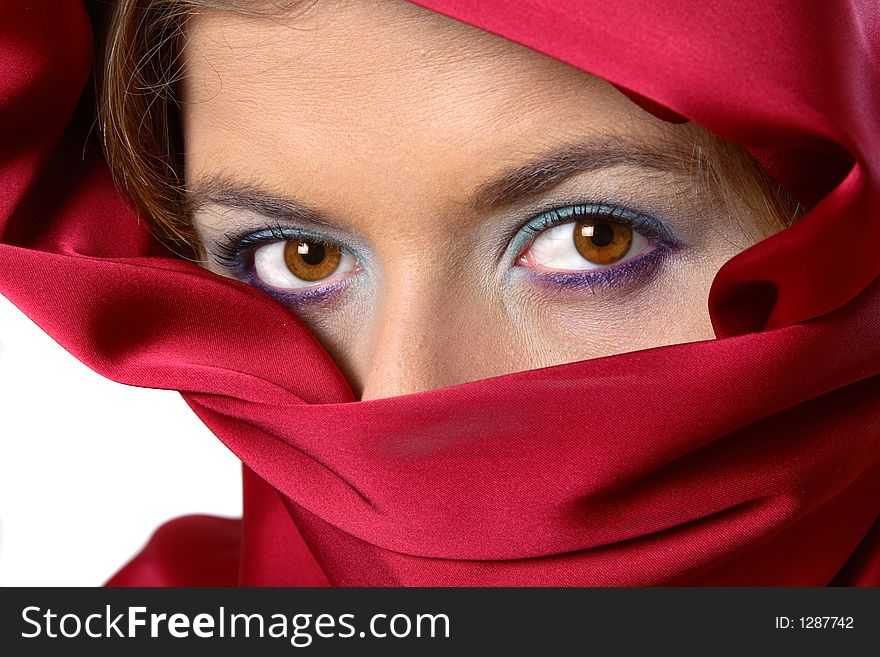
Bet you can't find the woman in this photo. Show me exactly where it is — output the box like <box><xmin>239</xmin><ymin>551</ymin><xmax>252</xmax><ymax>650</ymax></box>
<box><xmin>104</xmin><ymin>0</ymin><xmax>807</xmax><ymax>401</ymax></box>
<box><xmin>0</xmin><ymin>0</ymin><xmax>877</xmax><ymax>585</ymax></box>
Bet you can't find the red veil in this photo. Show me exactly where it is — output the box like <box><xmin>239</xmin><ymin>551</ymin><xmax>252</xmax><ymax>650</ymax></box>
<box><xmin>0</xmin><ymin>0</ymin><xmax>877</xmax><ymax>585</ymax></box>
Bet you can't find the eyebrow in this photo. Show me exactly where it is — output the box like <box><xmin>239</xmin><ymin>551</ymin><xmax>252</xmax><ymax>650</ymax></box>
<box><xmin>469</xmin><ymin>134</ymin><xmax>692</xmax><ymax>211</ymax></box>
<box><xmin>187</xmin><ymin>134</ymin><xmax>695</xmax><ymax>224</ymax></box>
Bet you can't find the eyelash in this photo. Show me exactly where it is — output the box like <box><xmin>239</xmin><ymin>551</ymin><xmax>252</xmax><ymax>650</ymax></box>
<box><xmin>508</xmin><ymin>203</ymin><xmax>683</xmax><ymax>293</ymax></box>
<box><xmin>210</xmin><ymin>203</ymin><xmax>683</xmax><ymax>304</ymax></box>
<box><xmin>211</xmin><ymin>222</ymin><xmax>361</xmax><ymax>306</ymax></box>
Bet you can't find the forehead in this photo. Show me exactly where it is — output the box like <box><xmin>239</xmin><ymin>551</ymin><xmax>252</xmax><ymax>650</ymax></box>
<box><xmin>181</xmin><ymin>0</ymin><xmax>690</xmax><ymax>216</ymax></box>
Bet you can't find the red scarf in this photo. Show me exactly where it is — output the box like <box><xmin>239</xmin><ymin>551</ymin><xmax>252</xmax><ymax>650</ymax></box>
<box><xmin>1</xmin><ymin>0</ymin><xmax>877</xmax><ymax>586</ymax></box>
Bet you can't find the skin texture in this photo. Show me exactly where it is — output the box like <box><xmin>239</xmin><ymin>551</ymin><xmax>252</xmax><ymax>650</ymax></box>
<box><xmin>181</xmin><ymin>0</ymin><xmax>785</xmax><ymax>401</ymax></box>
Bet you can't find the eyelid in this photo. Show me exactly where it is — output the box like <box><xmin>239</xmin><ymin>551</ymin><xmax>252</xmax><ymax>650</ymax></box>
<box><xmin>210</xmin><ymin>222</ymin><xmax>365</xmax><ymax>275</ymax></box>
<box><xmin>209</xmin><ymin>224</ymin><xmax>367</xmax><ymax>307</ymax></box>
<box><xmin>504</xmin><ymin>202</ymin><xmax>687</xmax><ymax>295</ymax></box>
<box><xmin>508</xmin><ymin>201</ymin><xmax>683</xmax><ymax>266</ymax></box>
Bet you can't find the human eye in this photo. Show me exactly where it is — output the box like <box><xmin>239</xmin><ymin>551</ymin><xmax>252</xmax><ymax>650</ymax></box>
<box><xmin>509</xmin><ymin>203</ymin><xmax>685</xmax><ymax>292</ymax></box>
<box><xmin>211</xmin><ymin>224</ymin><xmax>363</xmax><ymax>304</ymax></box>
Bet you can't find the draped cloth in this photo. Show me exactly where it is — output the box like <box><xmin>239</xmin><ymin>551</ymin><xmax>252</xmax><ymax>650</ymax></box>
<box><xmin>0</xmin><ymin>0</ymin><xmax>877</xmax><ymax>586</ymax></box>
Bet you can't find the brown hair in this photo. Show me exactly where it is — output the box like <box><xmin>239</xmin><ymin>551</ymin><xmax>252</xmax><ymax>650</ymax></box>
<box><xmin>96</xmin><ymin>0</ymin><xmax>804</xmax><ymax>258</ymax></box>
<box><xmin>97</xmin><ymin>0</ymin><xmax>313</xmax><ymax>257</ymax></box>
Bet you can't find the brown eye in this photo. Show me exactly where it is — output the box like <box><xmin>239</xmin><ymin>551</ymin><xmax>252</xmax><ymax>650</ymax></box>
<box><xmin>283</xmin><ymin>240</ymin><xmax>342</xmax><ymax>281</ymax></box>
<box><xmin>572</xmin><ymin>219</ymin><xmax>633</xmax><ymax>265</ymax></box>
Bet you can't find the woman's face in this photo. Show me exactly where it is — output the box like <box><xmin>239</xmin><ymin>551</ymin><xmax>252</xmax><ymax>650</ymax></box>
<box><xmin>182</xmin><ymin>0</ymin><xmax>783</xmax><ymax>401</ymax></box>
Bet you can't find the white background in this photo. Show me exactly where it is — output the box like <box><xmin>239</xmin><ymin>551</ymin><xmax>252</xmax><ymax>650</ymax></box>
<box><xmin>0</xmin><ymin>293</ymin><xmax>242</xmax><ymax>586</ymax></box>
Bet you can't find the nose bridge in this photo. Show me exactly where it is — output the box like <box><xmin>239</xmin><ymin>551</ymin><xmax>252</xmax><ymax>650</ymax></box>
<box><xmin>358</xmin><ymin>267</ymin><xmax>471</xmax><ymax>401</ymax></box>
<box><xmin>361</xmin><ymin>276</ymin><xmax>462</xmax><ymax>399</ymax></box>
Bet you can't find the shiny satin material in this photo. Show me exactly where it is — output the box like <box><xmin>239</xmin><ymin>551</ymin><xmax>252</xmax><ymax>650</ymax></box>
<box><xmin>0</xmin><ymin>0</ymin><xmax>877</xmax><ymax>586</ymax></box>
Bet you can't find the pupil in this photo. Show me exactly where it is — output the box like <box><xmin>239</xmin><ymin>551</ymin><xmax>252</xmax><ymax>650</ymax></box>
<box><xmin>590</xmin><ymin>222</ymin><xmax>614</xmax><ymax>247</ymax></box>
<box><xmin>300</xmin><ymin>242</ymin><xmax>325</xmax><ymax>265</ymax></box>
